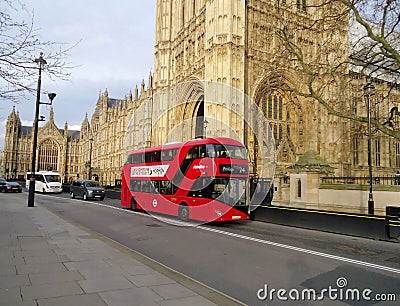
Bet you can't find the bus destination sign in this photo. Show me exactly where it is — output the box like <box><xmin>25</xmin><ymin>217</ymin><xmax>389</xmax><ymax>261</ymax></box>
<box><xmin>219</xmin><ymin>164</ymin><xmax>248</xmax><ymax>175</ymax></box>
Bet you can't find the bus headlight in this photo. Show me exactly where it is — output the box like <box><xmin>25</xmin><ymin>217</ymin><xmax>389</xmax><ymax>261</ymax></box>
<box><xmin>216</xmin><ymin>210</ymin><xmax>223</xmax><ymax>217</ymax></box>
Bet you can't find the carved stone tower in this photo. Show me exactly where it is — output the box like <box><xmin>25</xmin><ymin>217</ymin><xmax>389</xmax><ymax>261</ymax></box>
<box><xmin>4</xmin><ymin>106</ymin><xmax>21</xmax><ymax>178</ymax></box>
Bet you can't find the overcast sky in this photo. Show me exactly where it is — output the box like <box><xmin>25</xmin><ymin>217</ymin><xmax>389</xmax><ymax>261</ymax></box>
<box><xmin>0</xmin><ymin>0</ymin><xmax>156</xmax><ymax>149</ymax></box>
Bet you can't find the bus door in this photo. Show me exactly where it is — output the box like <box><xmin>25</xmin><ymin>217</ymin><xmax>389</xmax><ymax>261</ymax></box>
<box><xmin>250</xmin><ymin>178</ymin><xmax>273</xmax><ymax>205</ymax></box>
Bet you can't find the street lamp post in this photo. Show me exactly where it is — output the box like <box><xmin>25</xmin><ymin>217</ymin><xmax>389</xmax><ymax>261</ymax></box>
<box><xmin>28</xmin><ymin>53</ymin><xmax>56</xmax><ymax>207</ymax></box>
<box><xmin>89</xmin><ymin>138</ymin><xmax>93</xmax><ymax>180</ymax></box>
<box><xmin>364</xmin><ymin>82</ymin><xmax>375</xmax><ymax>215</ymax></box>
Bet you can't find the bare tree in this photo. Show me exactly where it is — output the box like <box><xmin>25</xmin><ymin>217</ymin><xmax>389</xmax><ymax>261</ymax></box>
<box><xmin>0</xmin><ymin>0</ymin><xmax>74</xmax><ymax>102</ymax></box>
<box><xmin>266</xmin><ymin>0</ymin><xmax>400</xmax><ymax>140</ymax></box>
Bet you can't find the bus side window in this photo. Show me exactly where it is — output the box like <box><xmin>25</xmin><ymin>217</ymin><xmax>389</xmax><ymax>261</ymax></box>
<box><xmin>188</xmin><ymin>177</ymin><xmax>207</xmax><ymax>197</ymax></box>
<box><xmin>144</xmin><ymin>181</ymin><xmax>153</xmax><ymax>193</ymax></box>
<box><xmin>131</xmin><ymin>153</ymin><xmax>144</xmax><ymax>164</ymax></box>
<box><xmin>152</xmin><ymin>151</ymin><xmax>161</xmax><ymax>162</ymax></box>
<box><xmin>151</xmin><ymin>181</ymin><xmax>160</xmax><ymax>193</ymax></box>
<box><xmin>186</xmin><ymin>146</ymin><xmax>200</xmax><ymax>159</ymax></box>
<box><xmin>206</xmin><ymin>144</ymin><xmax>216</xmax><ymax>157</ymax></box>
<box><xmin>159</xmin><ymin>180</ymin><xmax>174</xmax><ymax>195</ymax></box>
<box><xmin>130</xmin><ymin>180</ymin><xmax>139</xmax><ymax>192</ymax></box>
<box><xmin>145</xmin><ymin>152</ymin><xmax>152</xmax><ymax>163</ymax></box>
<box><xmin>162</xmin><ymin>149</ymin><xmax>178</xmax><ymax>161</ymax></box>
<box><xmin>199</xmin><ymin>145</ymin><xmax>207</xmax><ymax>157</ymax></box>
<box><xmin>126</xmin><ymin>155</ymin><xmax>132</xmax><ymax>164</ymax></box>
<box><xmin>35</xmin><ymin>174</ymin><xmax>44</xmax><ymax>182</ymax></box>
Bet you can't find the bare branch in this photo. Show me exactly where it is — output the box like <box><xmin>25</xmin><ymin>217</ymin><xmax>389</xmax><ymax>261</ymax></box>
<box><xmin>266</xmin><ymin>0</ymin><xmax>400</xmax><ymax>141</ymax></box>
<box><xmin>0</xmin><ymin>0</ymin><xmax>76</xmax><ymax>102</ymax></box>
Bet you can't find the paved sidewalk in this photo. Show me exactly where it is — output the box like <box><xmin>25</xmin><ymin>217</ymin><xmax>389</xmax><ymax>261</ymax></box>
<box><xmin>0</xmin><ymin>193</ymin><xmax>238</xmax><ymax>306</ymax></box>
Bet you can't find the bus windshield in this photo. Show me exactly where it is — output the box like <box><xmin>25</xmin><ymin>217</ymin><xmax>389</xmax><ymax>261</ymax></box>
<box><xmin>206</xmin><ymin>144</ymin><xmax>247</xmax><ymax>159</ymax></box>
<box><xmin>189</xmin><ymin>177</ymin><xmax>247</xmax><ymax>206</ymax></box>
<box><xmin>45</xmin><ymin>175</ymin><xmax>61</xmax><ymax>183</ymax></box>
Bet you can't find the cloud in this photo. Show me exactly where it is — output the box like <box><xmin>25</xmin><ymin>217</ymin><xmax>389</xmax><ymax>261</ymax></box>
<box><xmin>0</xmin><ymin>0</ymin><xmax>155</xmax><ymax>150</ymax></box>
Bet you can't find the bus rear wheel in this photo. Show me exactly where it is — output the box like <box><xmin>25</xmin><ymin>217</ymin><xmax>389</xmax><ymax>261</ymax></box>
<box><xmin>178</xmin><ymin>204</ymin><xmax>189</xmax><ymax>221</ymax></box>
<box><xmin>130</xmin><ymin>198</ymin><xmax>137</xmax><ymax>211</ymax></box>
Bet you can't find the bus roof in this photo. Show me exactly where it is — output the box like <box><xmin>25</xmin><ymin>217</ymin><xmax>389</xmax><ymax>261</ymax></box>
<box><xmin>26</xmin><ymin>171</ymin><xmax>61</xmax><ymax>175</ymax></box>
<box><xmin>127</xmin><ymin>137</ymin><xmax>245</xmax><ymax>155</ymax></box>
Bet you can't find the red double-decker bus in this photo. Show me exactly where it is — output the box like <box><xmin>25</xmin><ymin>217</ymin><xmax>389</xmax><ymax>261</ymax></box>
<box><xmin>121</xmin><ymin>137</ymin><xmax>250</xmax><ymax>222</ymax></box>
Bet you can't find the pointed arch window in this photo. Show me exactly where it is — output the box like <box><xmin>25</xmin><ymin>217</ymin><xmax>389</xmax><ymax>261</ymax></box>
<box><xmin>260</xmin><ymin>92</ymin><xmax>289</xmax><ymax>143</ymax></box>
<box><xmin>375</xmin><ymin>139</ymin><xmax>381</xmax><ymax>167</ymax></box>
<box><xmin>352</xmin><ymin>137</ymin><xmax>359</xmax><ymax>165</ymax></box>
<box><xmin>38</xmin><ymin>139</ymin><xmax>59</xmax><ymax>171</ymax></box>
<box><xmin>395</xmin><ymin>142</ymin><xmax>400</xmax><ymax>168</ymax></box>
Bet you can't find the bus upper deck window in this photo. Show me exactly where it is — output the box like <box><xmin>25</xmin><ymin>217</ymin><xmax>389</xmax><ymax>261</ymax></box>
<box><xmin>206</xmin><ymin>144</ymin><xmax>216</xmax><ymax>157</ymax></box>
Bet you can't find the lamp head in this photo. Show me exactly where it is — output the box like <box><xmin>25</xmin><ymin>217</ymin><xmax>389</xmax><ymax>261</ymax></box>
<box><xmin>34</xmin><ymin>52</ymin><xmax>47</xmax><ymax>65</ymax></box>
<box><xmin>48</xmin><ymin>93</ymin><xmax>57</xmax><ymax>102</ymax></box>
<box><xmin>363</xmin><ymin>83</ymin><xmax>375</xmax><ymax>93</ymax></box>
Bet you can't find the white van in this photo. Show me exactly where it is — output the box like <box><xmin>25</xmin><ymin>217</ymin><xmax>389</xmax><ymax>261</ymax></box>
<box><xmin>26</xmin><ymin>171</ymin><xmax>62</xmax><ymax>193</ymax></box>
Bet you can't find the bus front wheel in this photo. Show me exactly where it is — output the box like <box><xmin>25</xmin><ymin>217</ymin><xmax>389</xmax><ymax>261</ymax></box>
<box><xmin>178</xmin><ymin>204</ymin><xmax>189</xmax><ymax>221</ymax></box>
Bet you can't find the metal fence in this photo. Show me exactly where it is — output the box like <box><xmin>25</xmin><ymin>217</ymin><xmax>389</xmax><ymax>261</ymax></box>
<box><xmin>321</xmin><ymin>176</ymin><xmax>400</xmax><ymax>186</ymax></box>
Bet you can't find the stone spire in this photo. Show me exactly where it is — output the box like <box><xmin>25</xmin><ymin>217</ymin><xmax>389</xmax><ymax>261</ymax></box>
<box><xmin>64</xmin><ymin>121</ymin><xmax>68</xmax><ymax>136</ymax></box>
<box><xmin>141</xmin><ymin>79</ymin><xmax>145</xmax><ymax>93</ymax></box>
<box><xmin>148</xmin><ymin>71</ymin><xmax>153</xmax><ymax>90</ymax></box>
<box><xmin>7</xmin><ymin>105</ymin><xmax>18</xmax><ymax>121</ymax></box>
<box><xmin>134</xmin><ymin>85</ymin><xmax>139</xmax><ymax>100</ymax></box>
<box><xmin>49</xmin><ymin>107</ymin><xmax>54</xmax><ymax>122</ymax></box>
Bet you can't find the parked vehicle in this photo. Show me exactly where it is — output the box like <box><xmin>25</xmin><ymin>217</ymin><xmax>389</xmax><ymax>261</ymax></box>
<box><xmin>0</xmin><ymin>178</ymin><xmax>7</xmax><ymax>192</ymax></box>
<box><xmin>0</xmin><ymin>180</ymin><xmax>22</xmax><ymax>193</ymax></box>
<box><xmin>70</xmin><ymin>180</ymin><xmax>105</xmax><ymax>200</ymax></box>
<box><xmin>26</xmin><ymin>171</ymin><xmax>62</xmax><ymax>193</ymax></box>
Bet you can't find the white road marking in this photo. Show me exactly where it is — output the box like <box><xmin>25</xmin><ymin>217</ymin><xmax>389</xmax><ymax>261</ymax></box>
<box><xmin>69</xmin><ymin>200</ymin><xmax>400</xmax><ymax>275</ymax></box>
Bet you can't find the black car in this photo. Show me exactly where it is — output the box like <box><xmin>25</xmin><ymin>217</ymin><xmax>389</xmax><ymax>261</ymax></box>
<box><xmin>70</xmin><ymin>180</ymin><xmax>105</xmax><ymax>200</ymax></box>
<box><xmin>0</xmin><ymin>179</ymin><xmax>23</xmax><ymax>193</ymax></box>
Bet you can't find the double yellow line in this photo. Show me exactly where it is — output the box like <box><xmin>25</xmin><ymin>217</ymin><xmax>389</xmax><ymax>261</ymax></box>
<box><xmin>251</xmin><ymin>204</ymin><xmax>387</xmax><ymax>220</ymax></box>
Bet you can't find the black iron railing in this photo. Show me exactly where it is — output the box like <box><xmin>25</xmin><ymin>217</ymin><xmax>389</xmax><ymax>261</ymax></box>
<box><xmin>321</xmin><ymin>176</ymin><xmax>400</xmax><ymax>186</ymax></box>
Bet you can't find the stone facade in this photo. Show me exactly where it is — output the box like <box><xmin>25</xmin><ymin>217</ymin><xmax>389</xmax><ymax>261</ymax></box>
<box><xmin>2</xmin><ymin>0</ymin><xmax>400</xmax><ymax>190</ymax></box>
<box><xmin>2</xmin><ymin>107</ymin><xmax>81</xmax><ymax>182</ymax></box>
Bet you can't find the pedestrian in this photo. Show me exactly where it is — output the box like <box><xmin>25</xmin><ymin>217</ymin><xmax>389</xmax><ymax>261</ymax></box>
<box><xmin>396</xmin><ymin>171</ymin><xmax>400</xmax><ymax>185</ymax></box>
<box><xmin>283</xmin><ymin>172</ymin><xmax>289</xmax><ymax>184</ymax></box>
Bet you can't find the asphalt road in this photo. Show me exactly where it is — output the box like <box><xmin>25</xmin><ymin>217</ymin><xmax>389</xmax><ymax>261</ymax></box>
<box><xmin>31</xmin><ymin>192</ymin><xmax>400</xmax><ymax>305</ymax></box>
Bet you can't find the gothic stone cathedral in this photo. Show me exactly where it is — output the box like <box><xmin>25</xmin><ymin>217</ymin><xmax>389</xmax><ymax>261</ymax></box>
<box><xmin>3</xmin><ymin>1</ymin><xmax>400</xmax><ymax>197</ymax></box>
